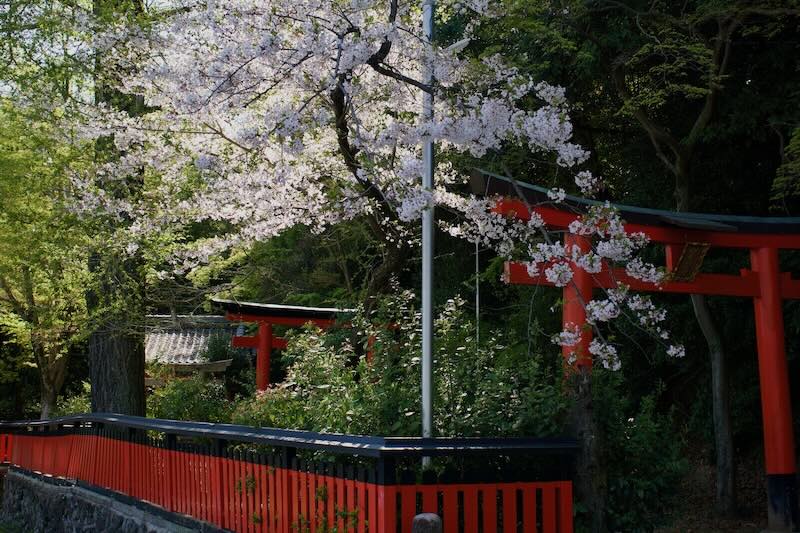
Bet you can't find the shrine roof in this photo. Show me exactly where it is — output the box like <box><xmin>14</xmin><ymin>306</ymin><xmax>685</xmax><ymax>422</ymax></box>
<box><xmin>212</xmin><ymin>298</ymin><xmax>356</xmax><ymax>320</ymax></box>
<box><xmin>472</xmin><ymin>170</ymin><xmax>800</xmax><ymax>235</ymax></box>
<box><xmin>145</xmin><ymin>314</ymin><xmax>245</xmax><ymax>366</ymax></box>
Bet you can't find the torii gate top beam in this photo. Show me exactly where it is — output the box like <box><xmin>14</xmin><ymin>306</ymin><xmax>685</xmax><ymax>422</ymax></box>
<box><xmin>214</xmin><ymin>298</ymin><xmax>356</xmax><ymax>327</ymax></box>
<box><xmin>472</xmin><ymin>170</ymin><xmax>800</xmax><ymax>300</ymax></box>
<box><xmin>473</xmin><ymin>170</ymin><xmax>800</xmax><ymax>250</ymax></box>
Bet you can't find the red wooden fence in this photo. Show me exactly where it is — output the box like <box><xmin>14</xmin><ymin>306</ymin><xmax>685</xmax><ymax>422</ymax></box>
<box><xmin>0</xmin><ymin>423</ymin><xmax>573</xmax><ymax>533</ymax></box>
<box><xmin>0</xmin><ymin>433</ymin><xmax>11</xmax><ymax>463</ymax></box>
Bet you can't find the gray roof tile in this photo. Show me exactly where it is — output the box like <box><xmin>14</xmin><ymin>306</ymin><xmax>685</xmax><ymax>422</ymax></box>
<box><xmin>144</xmin><ymin>315</ymin><xmax>246</xmax><ymax>365</ymax></box>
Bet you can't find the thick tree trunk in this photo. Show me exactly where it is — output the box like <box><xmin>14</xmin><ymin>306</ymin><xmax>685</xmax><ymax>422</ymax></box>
<box><xmin>86</xmin><ymin>252</ymin><xmax>146</xmax><ymax>416</ymax></box>
<box><xmin>39</xmin><ymin>385</ymin><xmax>57</xmax><ymax>420</ymax></box>
<box><xmin>88</xmin><ymin>327</ymin><xmax>145</xmax><ymax>415</ymax></box>
<box><xmin>570</xmin><ymin>368</ymin><xmax>607</xmax><ymax>533</ymax></box>
<box><xmin>88</xmin><ymin>0</ymin><xmax>147</xmax><ymax>417</ymax></box>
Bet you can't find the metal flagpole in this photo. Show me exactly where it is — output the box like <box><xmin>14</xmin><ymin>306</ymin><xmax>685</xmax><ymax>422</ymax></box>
<box><xmin>421</xmin><ymin>0</ymin><xmax>435</xmax><ymax>463</ymax></box>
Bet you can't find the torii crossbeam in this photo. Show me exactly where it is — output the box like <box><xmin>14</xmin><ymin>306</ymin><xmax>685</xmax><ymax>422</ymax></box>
<box><xmin>473</xmin><ymin>170</ymin><xmax>800</xmax><ymax>531</ymax></box>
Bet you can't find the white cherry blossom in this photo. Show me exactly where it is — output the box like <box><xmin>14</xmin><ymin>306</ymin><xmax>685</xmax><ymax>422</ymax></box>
<box><xmin>64</xmin><ymin>0</ymin><xmax>682</xmax><ymax>370</ymax></box>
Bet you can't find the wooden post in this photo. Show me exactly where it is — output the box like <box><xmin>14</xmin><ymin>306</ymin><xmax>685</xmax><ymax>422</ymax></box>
<box><xmin>751</xmin><ymin>247</ymin><xmax>798</xmax><ymax>531</ymax></box>
<box><xmin>563</xmin><ymin>233</ymin><xmax>593</xmax><ymax>368</ymax></box>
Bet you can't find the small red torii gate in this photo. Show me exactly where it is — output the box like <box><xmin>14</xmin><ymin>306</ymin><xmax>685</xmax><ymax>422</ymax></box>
<box><xmin>475</xmin><ymin>170</ymin><xmax>800</xmax><ymax>531</ymax></box>
<box><xmin>213</xmin><ymin>299</ymin><xmax>355</xmax><ymax>390</ymax></box>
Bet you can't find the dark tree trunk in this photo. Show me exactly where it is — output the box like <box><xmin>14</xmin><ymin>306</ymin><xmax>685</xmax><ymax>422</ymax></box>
<box><xmin>88</xmin><ymin>0</ymin><xmax>147</xmax><ymax>416</ymax></box>
<box><xmin>86</xmin><ymin>251</ymin><xmax>146</xmax><ymax>416</ymax></box>
<box><xmin>570</xmin><ymin>368</ymin><xmax>607</xmax><ymax>533</ymax></box>
<box><xmin>40</xmin><ymin>385</ymin><xmax>57</xmax><ymax>420</ymax></box>
<box><xmin>88</xmin><ymin>327</ymin><xmax>145</xmax><ymax>415</ymax></box>
<box><xmin>676</xmin><ymin>172</ymin><xmax>736</xmax><ymax>516</ymax></box>
<box><xmin>612</xmin><ymin>37</ymin><xmax>738</xmax><ymax>512</ymax></box>
<box><xmin>692</xmin><ymin>293</ymin><xmax>735</xmax><ymax>515</ymax></box>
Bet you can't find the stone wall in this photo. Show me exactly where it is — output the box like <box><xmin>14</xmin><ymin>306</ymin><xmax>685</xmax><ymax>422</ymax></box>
<box><xmin>1</xmin><ymin>468</ymin><xmax>227</xmax><ymax>533</ymax></box>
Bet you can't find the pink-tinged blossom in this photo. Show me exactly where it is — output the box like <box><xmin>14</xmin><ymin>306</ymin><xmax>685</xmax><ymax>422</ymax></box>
<box><xmin>57</xmin><ymin>0</ymin><xmax>682</xmax><ymax>371</ymax></box>
<box><xmin>546</xmin><ymin>187</ymin><xmax>567</xmax><ymax>202</ymax></box>
<box><xmin>625</xmin><ymin>257</ymin><xmax>665</xmax><ymax>284</ymax></box>
<box><xmin>544</xmin><ymin>262</ymin><xmax>573</xmax><ymax>287</ymax></box>
<box><xmin>667</xmin><ymin>345</ymin><xmax>686</xmax><ymax>358</ymax></box>
<box><xmin>574</xmin><ymin>171</ymin><xmax>600</xmax><ymax>195</ymax></box>
<box><xmin>589</xmin><ymin>339</ymin><xmax>621</xmax><ymax>371</ymax></box>
<box><xmin>553</xmin><ymin>323</ymin><xmax>582</xmax><ymax>347</ymax></box>
<box><xmin>572</xmin><ymin>248</ymin><xmax>602</xmax><ymax>274</ymax></box>
<box><xmin>585</xmin><ymin>299</ymin><xmax>620</xmax><ymax>324</ymax></box>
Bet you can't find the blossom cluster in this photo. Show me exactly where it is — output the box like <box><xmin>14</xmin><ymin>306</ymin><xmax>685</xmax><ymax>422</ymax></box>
<box><xmin>64</xmin><ymin>0</ymin><xmax>683</xmax><ymax>369</ymax></box>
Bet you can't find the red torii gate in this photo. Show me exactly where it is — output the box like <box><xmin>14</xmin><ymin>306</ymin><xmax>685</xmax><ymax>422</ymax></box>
<box><xmin>213</xmin><ymin>299</ymin><xmax>355</xmax><ymax>390</ymax></box>
<box><xmin>474</xmin><ymin>171</ymin><xmax>800</xmax><ymax>531</ymax></box>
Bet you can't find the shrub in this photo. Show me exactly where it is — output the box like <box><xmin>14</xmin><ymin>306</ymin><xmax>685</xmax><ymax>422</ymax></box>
<box><xmin>202</xmin><ymin>333</ymin><xmax>256</xmax><ymax>399</ymax></box>
<box><xmin>148</xmin><ymin>376</ymin><xmax>232</xmax><ymax>422</ymax></box>
<box><xmin>230</xmin><ymin>386</ymin><xmax>307</xmax><ymax>429</ymax></box>
<box><xmin>53</xmin><ymin>381</ymin><xmax>91</xmax><ymax>417</ymax></box>
<box><xmin>228</xmin><ymin>293</ymin><xmax>569</xmax><ymax>438</ymax></box>
<box><xmin>597</xmin><ymin>374</ymin><xmax>687</xmax><ymax>532</ymax></box>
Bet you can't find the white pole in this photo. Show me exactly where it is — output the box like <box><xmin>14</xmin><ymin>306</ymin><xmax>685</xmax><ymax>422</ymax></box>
<box><xmin>475</xmin><ymin>240</ymin><xmax>480</xmax><ymax>349</ymax></box>
<box><xmin>421</xmin><ymin>0</ymin><xmax>435</xmax><ymax>456</ymax></box>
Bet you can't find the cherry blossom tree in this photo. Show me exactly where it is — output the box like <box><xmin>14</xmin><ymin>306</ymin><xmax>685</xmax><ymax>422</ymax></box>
<box><xmin>69</xmin><ymin>0</ymin><xmax>683</xmax><ymax>371</ymax></box>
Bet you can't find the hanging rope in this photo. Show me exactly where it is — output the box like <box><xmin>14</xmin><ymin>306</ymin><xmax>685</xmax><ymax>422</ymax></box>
<box><xmin>475</xmin><ymin>239</ymin><xmax>480</xmax><ymax>353</ymax></box>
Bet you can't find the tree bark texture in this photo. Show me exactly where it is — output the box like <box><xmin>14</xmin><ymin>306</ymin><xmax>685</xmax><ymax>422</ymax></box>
<box><xmin>88</xmin><ymin>326</ymin><xmax>145</xmax><ymax>415</ymax></box>
<box><xmin>570</xmin><ymin>368</ymin><xmax>607</xmax><ymax>533</ymax></box>
<box><xmin>88</xmin><ymin>0</ymin><xmax>147</xmax><ymax>416</ymax></box>
<box><xmin>86</xmin><ymin>250</ymin><xmax>146</xmax><ymax>416</ymax></box>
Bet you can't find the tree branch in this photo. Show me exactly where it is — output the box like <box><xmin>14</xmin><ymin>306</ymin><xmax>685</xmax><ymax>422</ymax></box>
<box><xmin>686</xmin><ymin>16</ymin><xmax>740</xmax><ymax>146</ymax></box>
<box><xmin>610</xmin><ymin>63</ymin><xmax>683</xmax><ymax>174</ymax></box>
<box><xmin>0</xmin><ymin>275</ymin><xmax>25</xmax><ymax>317</ymax></box>
<box><xmin>364</xmin><ymin>0</ymin><xmax>433</xmax><ymax>94</ymax></box>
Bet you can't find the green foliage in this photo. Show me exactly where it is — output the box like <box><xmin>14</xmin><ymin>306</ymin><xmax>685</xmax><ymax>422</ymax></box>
<box><xmin>200</xmin><ymin>334</ymin><xmax>257</xmax><ymax>399</ymax></box>
<box><xmin>596</xmin><ymin>374</ymin><xmax>687</xmax><ymax>532</ymax></box>
<box><xmin>232</xmin><ymin>294</ymin><xmax>569</xmax><ymax>437</ymax></box>
<box><xmin>148</xmin><ymin>376</ymin><xmax>232</xmax><ymax>423</ymax></box>
<box><xmin>773</xmin><ymin>127</ymin><xmax>800</xmax><ymax>206</ymax></box>
<box><xmin>203</xmin><ymin>334</ymin><xmax>237</xmax><ymax>362</ymax></box>
<box><xmin>53</xmin><ymin>382</ymin><xmax>91</xmax><ymax>417</ymax></box>
<box><xmin>0</xmin><ymin>99</ymin><xmax>94</xmax><ymax>416</ymax></box>
<box><xmin>214</xmin><ymin>223</ymin><xmax>374</xmax><ymax>307</ymax></box>
<box><xmin>231</xmin><ymin>386</ymin><xmax>308</xmax><ymax>429</ymax></box>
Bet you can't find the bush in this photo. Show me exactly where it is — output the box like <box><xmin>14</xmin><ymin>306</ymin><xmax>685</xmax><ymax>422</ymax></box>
<box><xmin>231</xmin><ymin>386</ymin><xmax>308</xmax><ymax>429</ymax></box>
<box><xmin>202</xmin><ymin>333</ymin><xmax>256</xmax><ymax>399</ymax></box>
<box><xmin>597</xmin><ymin>374</ymin><xmax>687</xmax><ymax>532</ymax></box>
<box><xmin>53</xmin><ymin>381</ymin><xmax>91</xmax><ymax>417</ymax></box>
<box><xmin>148</xmin><ymin>376</ymin><xmax>232</xmax><ymax>422</ymax></box>
<box><xmin>229</xmin><ymin>293</ymin><xmax>569</xmax><ymax>438</ymax></box>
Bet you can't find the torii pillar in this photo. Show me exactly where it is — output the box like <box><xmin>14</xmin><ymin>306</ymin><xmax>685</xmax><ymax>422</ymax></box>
<box><xmin>231</xmin><ymin>322</ymin><xmax>286</xmax><ymax>390</ymax></box>
<box><xmin>752</xmin><ymin>247</ymin><xmax>797</xmax><ymax>529</ymax></box>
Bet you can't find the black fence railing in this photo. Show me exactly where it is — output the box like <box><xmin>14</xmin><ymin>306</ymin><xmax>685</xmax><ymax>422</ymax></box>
<box><xmin>1</xmin><ymin>414</ymin><xmax>577</xmax><ymax>532</ymax></box>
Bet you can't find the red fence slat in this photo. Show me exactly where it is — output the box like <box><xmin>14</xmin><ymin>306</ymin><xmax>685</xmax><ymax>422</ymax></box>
<box><xmin>1</xmin><ymin>431</ymin><xmax>573</xmax><ymax>533</ymax></box>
